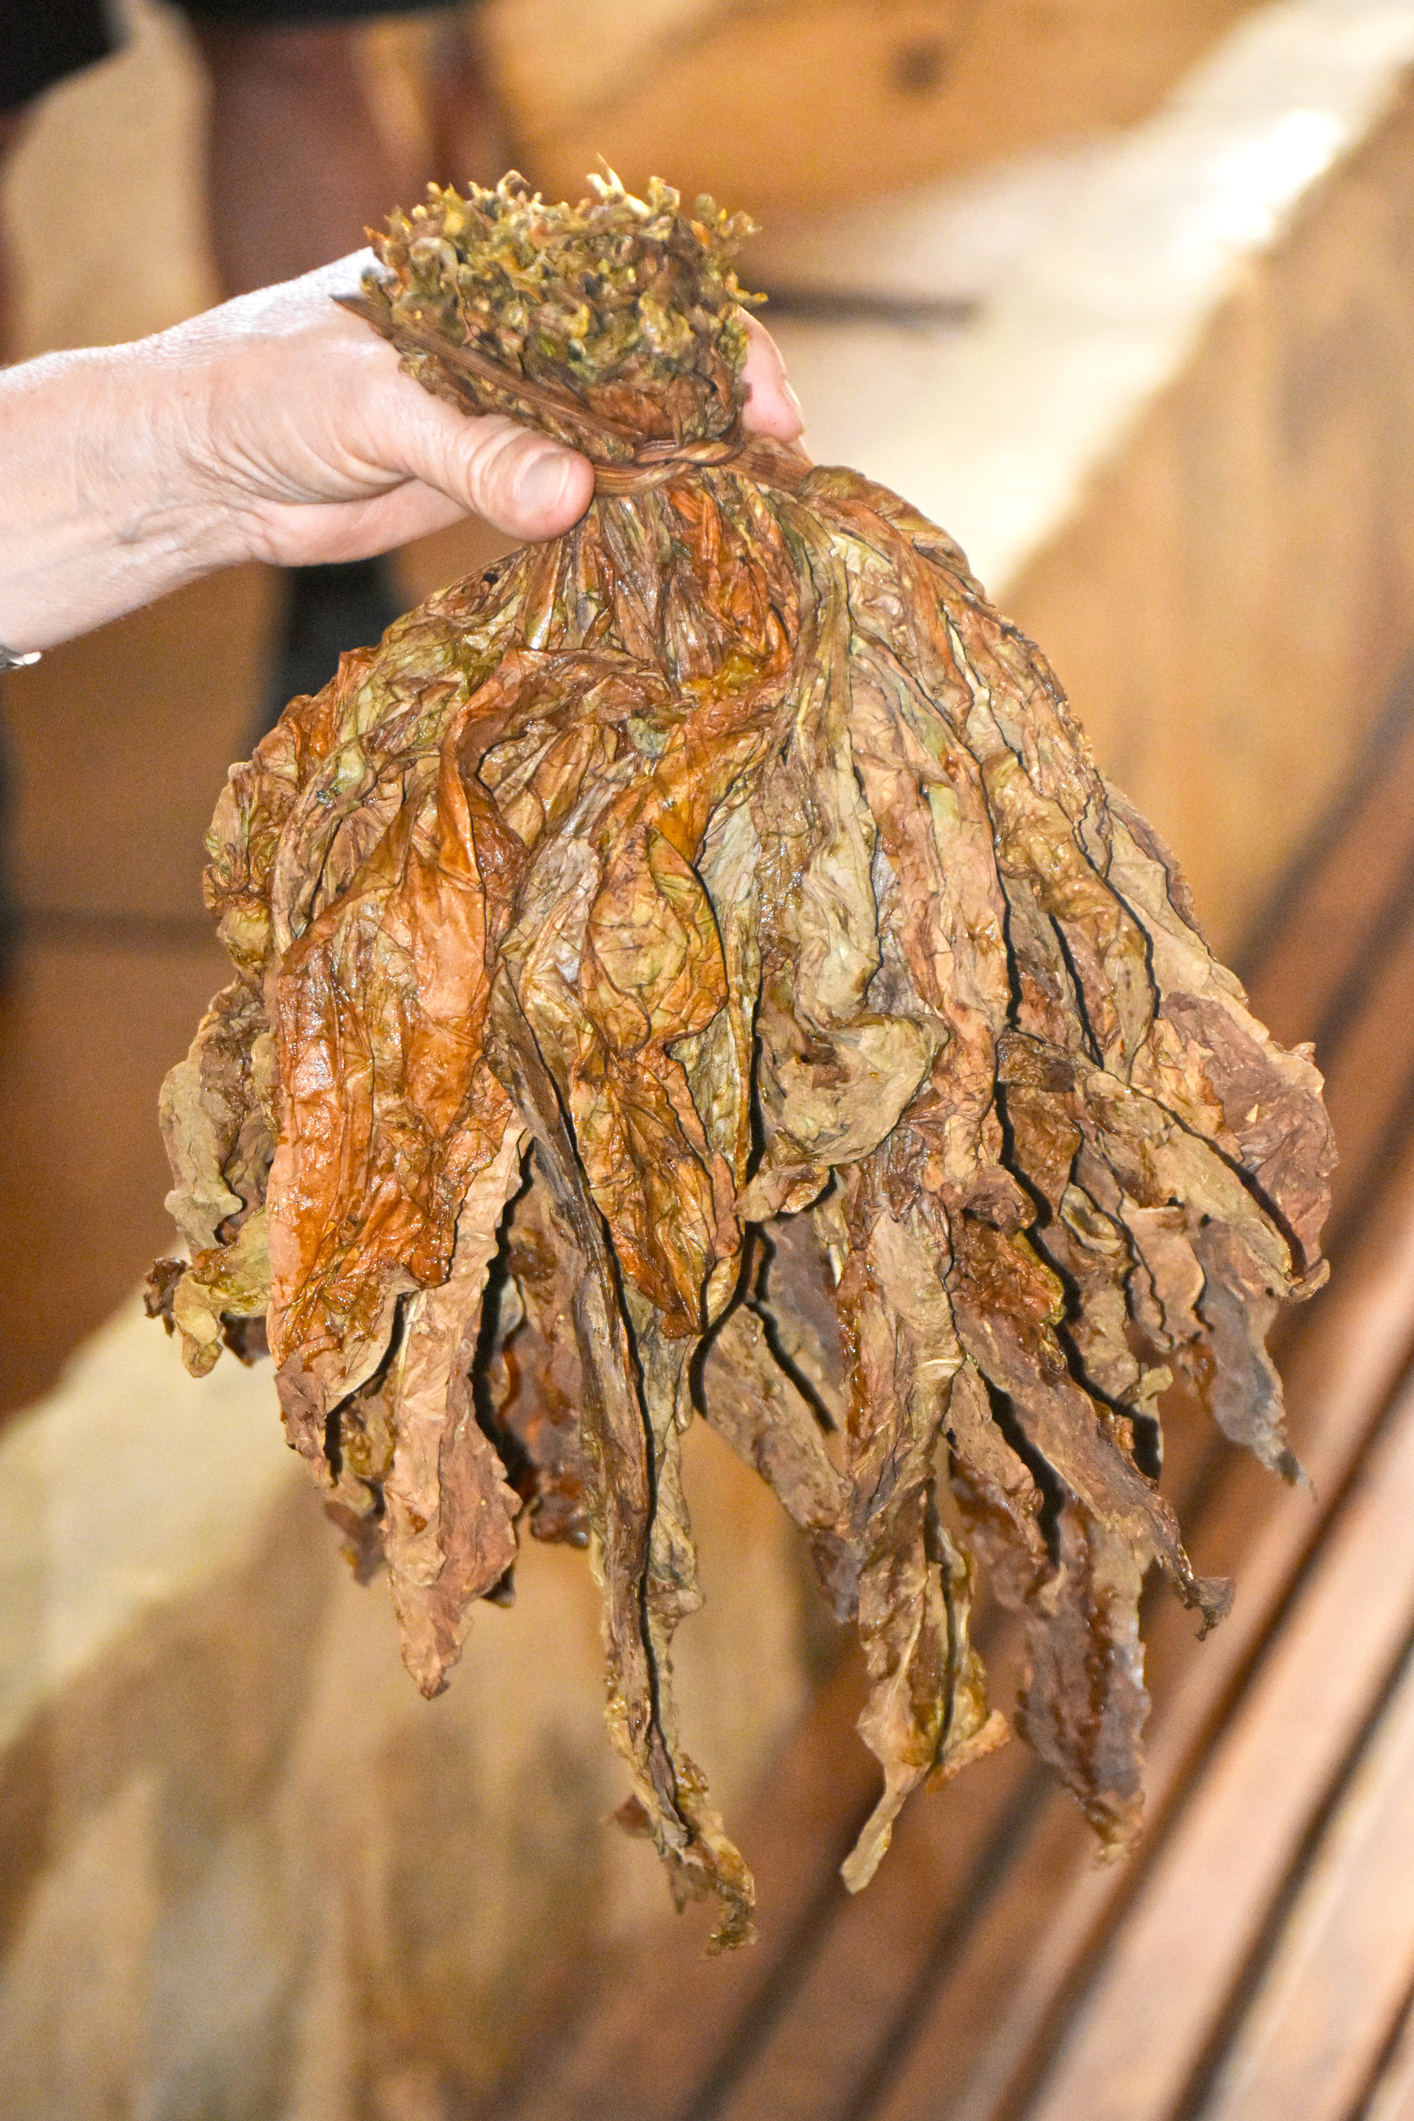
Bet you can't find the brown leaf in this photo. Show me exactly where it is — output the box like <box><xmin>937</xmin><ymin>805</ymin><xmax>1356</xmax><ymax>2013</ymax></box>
<box><xmin>152</xmin><ymin>174</ymin><xmax>1333</xmax><ymax>1940</ymax></box>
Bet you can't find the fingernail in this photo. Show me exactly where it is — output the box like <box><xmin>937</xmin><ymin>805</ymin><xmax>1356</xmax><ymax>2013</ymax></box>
<box><xmin>515</xmin><ymin>446</ymin><xmax>579</xmax><ymax>519</ymax></box>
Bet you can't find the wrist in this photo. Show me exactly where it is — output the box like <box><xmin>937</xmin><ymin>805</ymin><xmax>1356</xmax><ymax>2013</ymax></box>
<box><xmin>0</xmin><ymin>340</ymin><xmax>235</xmax><ymax>653</ymax></box>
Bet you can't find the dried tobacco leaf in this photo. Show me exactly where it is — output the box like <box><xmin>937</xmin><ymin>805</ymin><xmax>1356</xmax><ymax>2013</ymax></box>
<box><xmin>150</xmin><ymin>175</ymin><xmax>1335</xmax><ymax>1946</ymax></box>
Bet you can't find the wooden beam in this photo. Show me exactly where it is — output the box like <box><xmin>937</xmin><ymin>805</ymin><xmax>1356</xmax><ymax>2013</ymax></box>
<box><xmin>481</xmin><ymin>0</ymin><xmax>1259</xmax><ymax>217</ymax></box>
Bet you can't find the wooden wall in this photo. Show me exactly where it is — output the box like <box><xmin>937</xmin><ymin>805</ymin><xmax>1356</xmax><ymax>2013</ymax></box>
<box><xmin>479</xmin><ymin>0</ymin><xmax>1261</xmax><ymax>214</ymax></box>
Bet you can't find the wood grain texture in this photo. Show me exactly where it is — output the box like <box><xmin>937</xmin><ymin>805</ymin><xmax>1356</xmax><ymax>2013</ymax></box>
<box><xmin>1195</xmin><ymin>1640</ymin><xmax>1414</xmax><ymax>2121</ymax></box>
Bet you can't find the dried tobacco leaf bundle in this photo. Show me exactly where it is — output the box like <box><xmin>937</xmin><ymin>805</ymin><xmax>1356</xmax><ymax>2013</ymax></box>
<box><xmin>151</xmin><ymin>175</ymin><xmax>1335</xmax><ymax>1948</ymax></box>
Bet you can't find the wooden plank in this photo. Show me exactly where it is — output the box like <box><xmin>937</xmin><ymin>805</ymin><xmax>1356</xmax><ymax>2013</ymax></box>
<box><xmin>482</xmin><ymin>0</ymin><xmax>1257</xmax><ymax>220</ymax></box>
<box><xmin>1364</xmin><ymin>1983</ymin><xmax>1414</xmax><ymax>2121</ymax></box>
<box><xmin>1001</xmin><ymin>1378</ymin><xmax>1414</xmax><ymax>2121</ymax></box>
<box><xmin>1192</xmin><ymin>1634</ymin><xmax>1414</xmax><ymax>2121</ymax></box>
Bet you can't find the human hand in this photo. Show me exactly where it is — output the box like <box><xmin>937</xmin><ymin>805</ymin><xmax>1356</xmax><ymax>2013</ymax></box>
<box><xmin>173</xmin><ymin>253</ymin><xmax>806</xmax><ymax>569</ymax></box>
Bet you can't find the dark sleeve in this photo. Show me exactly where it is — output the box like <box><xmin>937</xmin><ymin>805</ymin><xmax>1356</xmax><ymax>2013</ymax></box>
<box><xmin>0</xmin><ymin>0</ymin><xmax>119</xmax><ymax>117</ymax></box>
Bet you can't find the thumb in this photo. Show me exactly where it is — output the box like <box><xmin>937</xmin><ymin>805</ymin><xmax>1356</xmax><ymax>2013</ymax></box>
<box><xmin>378</xmin><ymin>372</ymin><xmax>595</xmax><ymax>541</ymax></box>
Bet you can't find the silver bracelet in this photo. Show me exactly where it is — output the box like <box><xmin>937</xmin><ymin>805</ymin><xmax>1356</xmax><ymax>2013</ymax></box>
<box><xmin>0</xmin><ymin>644</ymin><xmax>40</xmax><ymax>672</ymax></box>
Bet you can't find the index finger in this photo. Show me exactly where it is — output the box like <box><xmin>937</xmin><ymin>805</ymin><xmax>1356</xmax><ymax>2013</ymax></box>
<box><xmin>738</xmin><ymin>312</ymin><xmax>806</xmax><ymax>445</ymax></box>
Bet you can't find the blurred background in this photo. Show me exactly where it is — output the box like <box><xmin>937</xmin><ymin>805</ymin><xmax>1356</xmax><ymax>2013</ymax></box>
<box><xmin>7</xmin><ymin>2</ymin><xmax>1414</xmax><ymax>2116</ymax></box>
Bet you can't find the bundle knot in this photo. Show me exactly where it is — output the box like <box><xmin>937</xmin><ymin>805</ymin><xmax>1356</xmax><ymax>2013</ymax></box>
<box><xmin>591</xmin><ymin>430</ymin><xmax>806</xmax><ymax>496</ymax></box>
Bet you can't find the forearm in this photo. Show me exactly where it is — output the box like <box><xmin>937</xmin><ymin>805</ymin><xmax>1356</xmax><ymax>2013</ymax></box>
<box><xmin>0</xmin><ymin>340</ymin><xmax>233</xmax><ymax>654</ymax></box>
